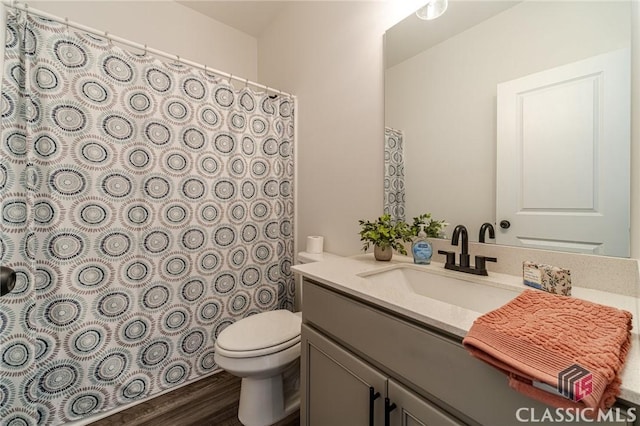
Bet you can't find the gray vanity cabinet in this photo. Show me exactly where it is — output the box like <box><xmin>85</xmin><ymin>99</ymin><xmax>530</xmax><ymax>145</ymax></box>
<box><xmin>302</xmin><ymin>324</ymin><xmax>462</xmax><ymax>426</ymax></box>
<box><xmin>387</xmin><ymin>379</ymin><xmax>464</xmax><ymax>426</ymax></box>
<box><xmin>302</xmin><ymin>324</ymin><xmax>383</xmax><ymax>425</ymax></box>
<box><xmin>300</xmin><ymin>278</ymin><xmax>637</xmax><ymax>426</ymax></box>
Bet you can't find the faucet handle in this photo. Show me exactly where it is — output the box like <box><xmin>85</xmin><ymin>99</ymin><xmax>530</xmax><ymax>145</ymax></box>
<box><xmin>437</xmin><ymin>250</ymin><xmax>456</xmax><ymax>266</ymax></box>
<box><xmin>474</xmin><ymin>255</ymin><xmax>497</xmax><ymax>272</ymax></box>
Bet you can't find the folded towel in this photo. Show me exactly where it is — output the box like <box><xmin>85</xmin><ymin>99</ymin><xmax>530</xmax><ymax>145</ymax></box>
<box><xmin>462</xmin><ymin>289</ymin><xmax>632</xmax><ymax>414</ymax></box>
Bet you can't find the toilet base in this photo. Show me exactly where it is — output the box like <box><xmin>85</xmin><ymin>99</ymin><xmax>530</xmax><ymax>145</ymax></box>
<box><xmin>238</xmin><ymin>360</ymin><xmax>300</xmax><ymax>426</ymax></box>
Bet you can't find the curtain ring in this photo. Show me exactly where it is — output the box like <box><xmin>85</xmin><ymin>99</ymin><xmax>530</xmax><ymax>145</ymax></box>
<box><xmin>17</xmin><ymin>3</ymin><xmax>28</xmax><ymax>24</ymax></box>
<box><xmin>244</xmin><ymin>78</ymin><xmax>249</xmax><ymax>88</ymax></box>
<box><xmin>18</xmin><ymin>2</ymin><xmax>28</xmax><ymax>23</ymax></box>
<box><xmin>227</xmin><ymin>73</ymin><xmax>233</xmax><ymax>84</ymax></box>
<box><xmin>143</xmin><ymin>44</ymin><xmax>148</xmax><ymax>56</ymax></box>
<box><xmin>204</xmin><ymin>66</ymin><xmax>216</xmax><ymax>79</ymax></box>
<box><xmin>104</xmin><ymin>31</ymin><xmax>113</xmax><ymax>46</ymax></box>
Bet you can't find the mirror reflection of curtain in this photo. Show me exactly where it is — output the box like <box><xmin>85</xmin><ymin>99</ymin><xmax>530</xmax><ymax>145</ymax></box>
<box><xmin>384</xmin><ymin>127</ymin><xmax>405</xmax><ymax>222</ymax></box>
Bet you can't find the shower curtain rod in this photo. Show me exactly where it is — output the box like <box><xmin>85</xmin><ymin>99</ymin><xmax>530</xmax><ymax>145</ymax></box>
<box><xmin>0</xmin><ymin>0</ymin><xmax>295</xmax><ymax>98</ymax></box>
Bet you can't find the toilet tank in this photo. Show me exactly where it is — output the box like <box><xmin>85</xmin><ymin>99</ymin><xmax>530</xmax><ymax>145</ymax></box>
<box><xmin>294</xmin><ymin>251</ymin><xmax>341</xmax><ymax>311</ymax></box>
<box><xmin>297</xmin><ymin>251</ymin><xmax>341</xmax><ymax>264</ymax></box>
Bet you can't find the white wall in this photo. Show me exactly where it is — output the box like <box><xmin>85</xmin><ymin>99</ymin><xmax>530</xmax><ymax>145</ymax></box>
<box><xmin>258</xmin><ymin>1</ymin><xmax>420</xmax><ymax>256</ymax></box>
<box><xmin>26</xmin><ymin>1</ymin><xmax>258</xmax><ymax>80</ymax></box>
<box><xmin>386</xmin><ymin>1</ymin><xmax>631</xmax><ymax>244</ymax></box>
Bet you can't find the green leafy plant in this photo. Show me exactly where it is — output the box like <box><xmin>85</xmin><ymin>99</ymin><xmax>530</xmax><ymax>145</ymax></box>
<box><xmin>410</xmin><ymin>213</ymin><xmax>448</xmax><ymax>238</ymax></box>
<box><xmin>358</xmin><ymin>214</ymin><xmax>413</xmax><ymax>255</ymax></box>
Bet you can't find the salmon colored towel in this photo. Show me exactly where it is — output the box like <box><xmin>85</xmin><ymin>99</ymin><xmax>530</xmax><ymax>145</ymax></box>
<box><xmin>462</xmin><ymin>289</ymin><xmax>632</xmax><ymax>413</ymax></box>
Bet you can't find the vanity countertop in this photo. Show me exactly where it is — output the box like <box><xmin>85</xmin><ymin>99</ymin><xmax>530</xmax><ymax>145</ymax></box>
<box><xmin>292</xmin><ymin>254</ymin><xmax>640</xmax><ymax>406</ymax></box>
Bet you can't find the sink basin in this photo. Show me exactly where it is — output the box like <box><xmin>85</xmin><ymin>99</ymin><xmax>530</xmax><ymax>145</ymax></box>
<box><xmin>360</xmin><ymin>265</ymin><xmax>521</xmax><ymax>312</ymax></box>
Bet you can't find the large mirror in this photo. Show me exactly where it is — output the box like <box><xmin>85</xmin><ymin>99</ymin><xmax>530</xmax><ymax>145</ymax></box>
<box><xmin>384</xmin><ymin>0</ymin><xmax>632</xmax><ymax>257</ymax></box>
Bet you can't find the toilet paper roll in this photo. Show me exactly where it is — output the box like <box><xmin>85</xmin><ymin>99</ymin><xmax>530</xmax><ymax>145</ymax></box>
<box><xmin>306</xmin><ymin>236</ymin><xmax>324</xmax><ymax>254</ymax></box>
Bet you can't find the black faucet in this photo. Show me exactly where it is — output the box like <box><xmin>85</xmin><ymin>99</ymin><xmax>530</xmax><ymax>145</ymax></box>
<box><xmin>438</xmin><ymin>224</ymin><xmax>497</xmax><ymax>276</ymax></box>
<box><xmin>479</xmin><ymin>222</ymin><xmax>495</xmax><ymax>243</ymax></box>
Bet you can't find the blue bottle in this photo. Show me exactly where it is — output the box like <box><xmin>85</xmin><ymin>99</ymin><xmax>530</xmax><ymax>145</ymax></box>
<box><xmin>412</xmin><ymin>225</ymin><xmax>433</xmax><ymax>265</ymax></box>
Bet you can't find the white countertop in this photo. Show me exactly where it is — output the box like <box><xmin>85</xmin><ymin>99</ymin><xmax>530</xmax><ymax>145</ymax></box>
<box><xmin>292</xmin><ymin>254</ymin><xmax>640</xmax><ymax>406</ymax></box>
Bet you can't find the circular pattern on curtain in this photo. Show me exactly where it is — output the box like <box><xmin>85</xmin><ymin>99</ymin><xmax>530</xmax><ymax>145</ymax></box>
<box><xmin>0</xmin><ymin>11</ymin><xmax>295</xmax><ymax>425</ymax></box>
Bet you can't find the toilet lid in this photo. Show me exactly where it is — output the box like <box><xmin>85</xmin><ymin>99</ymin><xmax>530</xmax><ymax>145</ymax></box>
<box><xmin>216</xmin><ymin>310</ymin><xmax>302</xmax><ymax>353</ymax></box>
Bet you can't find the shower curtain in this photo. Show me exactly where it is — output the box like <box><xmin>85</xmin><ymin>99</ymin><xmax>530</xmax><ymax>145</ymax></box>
<box><xmin>383</xmin><ymin>127</ymin><xmax>405</xmax><ymax>222</ymax></box>
<box><xmin>0</xmin><ymin>10</ymin><xmax>294</xmax><ymax>425</ymax></box>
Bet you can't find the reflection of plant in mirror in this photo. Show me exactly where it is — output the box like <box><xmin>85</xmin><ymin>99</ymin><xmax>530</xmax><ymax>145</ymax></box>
<box><xmin>358</xmin><ymin>214</ymin><xmax>413</xmax><ymax>255</ymax></box>
<box><xmin>410</xmin><ymin>213</ymin><xmax>448</xmax><ymax>238</ymax></box>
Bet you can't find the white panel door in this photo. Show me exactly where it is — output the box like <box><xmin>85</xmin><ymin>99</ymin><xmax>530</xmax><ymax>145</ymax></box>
<box><xmin>496</xmin><ymin>48</ymin><xmax>630</xmax><ymax>257</ymax></box>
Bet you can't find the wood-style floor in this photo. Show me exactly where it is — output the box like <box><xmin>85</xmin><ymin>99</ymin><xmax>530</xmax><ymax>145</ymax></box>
<box><xmin>90</xmin><ymin>371</ymin><xmax>300</xmax><ymax>426</ymax></box>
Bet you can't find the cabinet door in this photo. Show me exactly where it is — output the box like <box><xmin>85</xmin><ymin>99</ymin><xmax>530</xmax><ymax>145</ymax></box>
<box><xmin>302</xmin><ymin>324</ymin><xmax>387</xmax><ymax>426</ymax></box>
<box><xmin>388</xmin><ymin>379</ymin><xmax>464</xmax><ymax>426</ymax></box>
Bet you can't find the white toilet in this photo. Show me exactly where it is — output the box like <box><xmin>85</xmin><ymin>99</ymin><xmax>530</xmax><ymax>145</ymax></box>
<box><xmin>214</xmin><ymin>251</ymin><xmax>340</xmax><ymax>426</ymax></box>
<box><xmin>214</xmin><ymin>310</ymin><xmax>302</xmax><ymax>426</ymax></box>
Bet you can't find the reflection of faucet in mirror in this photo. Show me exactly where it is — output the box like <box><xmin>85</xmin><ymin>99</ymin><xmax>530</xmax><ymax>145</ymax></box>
<box><xmin>479</xmin><ymin>222</ymin><xmax>495</xmax><ymax>243</ymax></box>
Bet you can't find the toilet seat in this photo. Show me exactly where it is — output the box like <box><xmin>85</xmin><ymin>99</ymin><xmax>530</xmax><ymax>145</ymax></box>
<box><xmin>215</xmin><ymin>310</ymin><xmax>302</xmax><ymax>359</ymax></box>
<box><xmin>215</xmin><ymin>335</ymin><xmax>300</xmax><ymax>358</ymax></box>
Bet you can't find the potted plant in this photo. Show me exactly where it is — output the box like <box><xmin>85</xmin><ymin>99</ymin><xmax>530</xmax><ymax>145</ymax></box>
<box><xmin>358</xmin><ymin>214</ymin><xmax>413</xmax><ymax>261</ymax></box>
<box><xmin>410</xmin><ymin>213</ymin><xmax>448</xmax><ymax>238</ymax></box>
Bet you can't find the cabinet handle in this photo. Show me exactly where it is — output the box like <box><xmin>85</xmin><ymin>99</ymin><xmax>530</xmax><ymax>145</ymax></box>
<box><xmin>384</xmin><ymin>397</ymin><xmax>397</xmax><ymax>426</ymax></box>
<box><xmin>369</xmin><ymin>387</ymin><xmax>380</xmax><ymax>426</ymax></box>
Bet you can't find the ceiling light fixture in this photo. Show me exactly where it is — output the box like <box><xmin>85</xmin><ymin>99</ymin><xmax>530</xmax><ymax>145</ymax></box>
<box><xmin>416</xmin><ymin>0</ymin><xmax>448</xmax><ymax>20</ymax></box>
